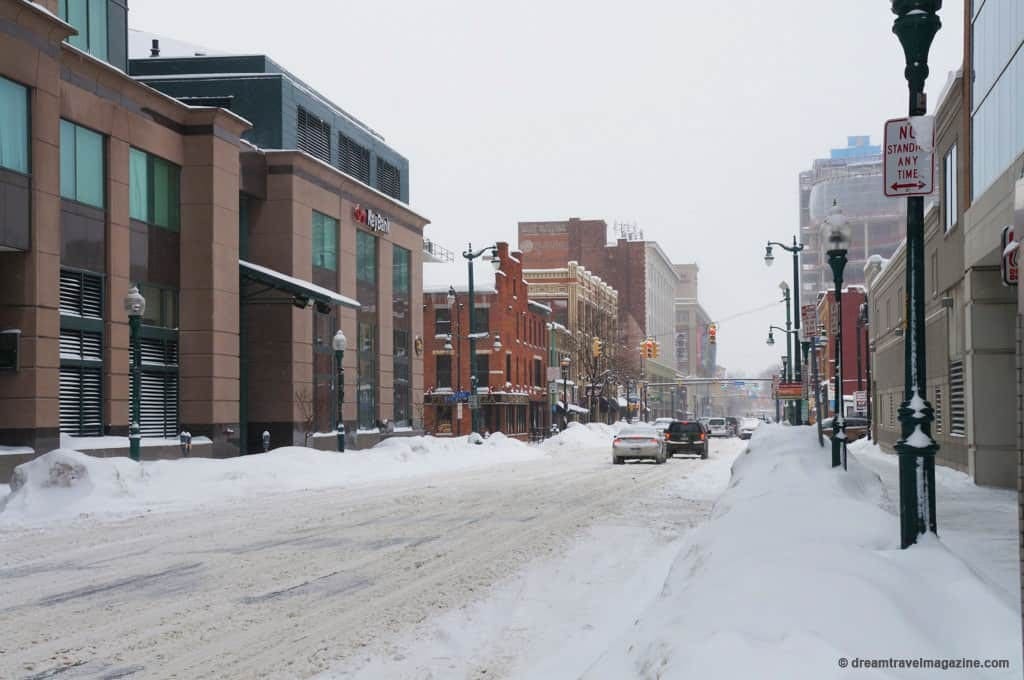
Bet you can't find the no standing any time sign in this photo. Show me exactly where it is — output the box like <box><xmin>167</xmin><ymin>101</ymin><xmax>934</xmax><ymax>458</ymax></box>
<box><xmin>884</xmin><ymin>116</ymin><xmax>935</xmax><ymax>198</ymax></box>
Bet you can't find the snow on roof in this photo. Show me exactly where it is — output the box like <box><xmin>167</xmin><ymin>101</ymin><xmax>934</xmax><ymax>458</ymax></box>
<box><xmin>528</xmin><ymin>300</ymin><xmax>552</xmax><ymax>314</ymax></box>
<box><xmin>239</xmin><ymin>260</ymin><xmax>360</xmax><ymax>308</ymax></box>
<box><xmin>129</xmin><ymin>29</ymin><xmax>225</xmax><ymax>59</ymax></box>
<box><xmin>424</xmin><ymin>259</ymin><xmax>497</xmax><ymax>295</ymax></box>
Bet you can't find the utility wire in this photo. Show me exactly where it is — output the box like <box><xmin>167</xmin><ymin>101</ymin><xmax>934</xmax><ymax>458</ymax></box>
<box><xmin>713</xmin><ymin>298</ymin><xmax>784</xmax><ymax>326</ymax></box>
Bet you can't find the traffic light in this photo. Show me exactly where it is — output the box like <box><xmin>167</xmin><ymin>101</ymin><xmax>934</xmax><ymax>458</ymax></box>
<box><xmin>592</xmin><ymin>337</ymin><xmax>603</xmax><ymax>358</ymax></box>
<box><xmin>708</xmin><ymin>323</ymin><xmax>718</xmax><ymax>345</ymax></box>
<box><xmin>640</xmin><ymin>339</ymin><xmax>653</xmax><ymax>359</ymax></box>
<box><xmin>653</xmin><ymin>341</ymin><xmax>660</xmax><ymax>359</ymax></box>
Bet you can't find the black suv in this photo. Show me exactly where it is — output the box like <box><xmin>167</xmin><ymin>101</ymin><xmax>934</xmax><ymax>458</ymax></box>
<box><xmin>665</xmin><ymin>420</ymin><xmax>709</xmax><ymax>459</ymax></box>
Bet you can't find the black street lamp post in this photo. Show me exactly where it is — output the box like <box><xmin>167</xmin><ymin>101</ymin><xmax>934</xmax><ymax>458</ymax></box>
<box><xmin>861</xmin><ymin>302</ymin><xmax>873</xmax><ymax>441</ymax></box>
<box><xmin>766</xmin><ymin>237</ymin><xmax>806</xmax><ymax>423</ymax></box>
<box><xmin>779</xmin><ymin>282</ymin><xmax>796</xmax><ymax>424</ymax></box>
<box><xmin>124</xmin><ymin>285</ymin><xmax>146</xmax><ymax>462</ymax></box>
<box><xmin>332</xmin><ymin>329</ymin><xmax>347</xmax><ymax>452</ymax></box>
<box><xmin>825</xmin><ymin>201</ymin><xmax>851</xmax><ymax>469</ymax></box>
<box><xmin>892</xmin><ymin>0</ymin><xmax>941</xmax><ymax>548</ymax></box>
<box><xmin>463</xmin><ymin>243</ymin><xmax>499</xmax><ymax>435</ymax></box>
<box><xmin>560</xmin><ymin>356</ymin><xmax>571</xmax><ymax>429</ymax></box>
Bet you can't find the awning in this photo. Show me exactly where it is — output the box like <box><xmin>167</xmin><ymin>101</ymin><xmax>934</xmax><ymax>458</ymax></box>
<box><xmin>240</xmin><ymin>260</ymin><xmax>360</xmax><ymax>309</ymax></box>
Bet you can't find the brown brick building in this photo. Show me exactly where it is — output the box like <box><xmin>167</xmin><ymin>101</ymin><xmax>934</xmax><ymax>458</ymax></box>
<box><xmin>422</xmin><ymin>242</ymin><xmax>550</xmax><ymax>438</ymax></box>
<box><xmin>0</xmin><ymin>0</ymin><xmax>426</xmax><ymax>472</ymax></box>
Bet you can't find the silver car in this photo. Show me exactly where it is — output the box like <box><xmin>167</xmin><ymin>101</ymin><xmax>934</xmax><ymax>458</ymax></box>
<box><xmin>613</xmin><ymin>424</ymin><xmax>667</xmax><ymax>465</ymax></box>
<box><xmin>707</xmin><ymin>417</ymin><xmax>728</xmax><ymax>437</ymax></box>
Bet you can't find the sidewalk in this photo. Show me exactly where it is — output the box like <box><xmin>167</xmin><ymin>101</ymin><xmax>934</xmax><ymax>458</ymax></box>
<box><xmin>850</xmin><ymin>439</ymin><xmax>1020</xmax><ymax>606</ymax></box>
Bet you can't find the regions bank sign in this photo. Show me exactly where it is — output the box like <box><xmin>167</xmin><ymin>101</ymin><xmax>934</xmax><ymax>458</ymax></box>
<box><xmin>353</xmin><ymin>205</ymin><xmax>390</xmax><ymax>234</ymax></box>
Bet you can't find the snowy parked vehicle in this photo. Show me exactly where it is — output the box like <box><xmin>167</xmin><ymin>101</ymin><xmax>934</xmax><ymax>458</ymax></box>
<box><xmin>652</xmin><ymin>417</ymin><xmax>675</xmax><ymax>435</ymax></box>
<box><xmin>738</xmin><ymin>417</ymin><xmax>761</xmax><ymax>440</ymax></box>
<box><xmin>612</xmin><ymin>424</ymin><xmax>667</xmax><ymax>465</ymax></box>
<box><xmin>707</xmin><ymin>417</ymin><xmax>728</xmax><ymax>437</ymax></box>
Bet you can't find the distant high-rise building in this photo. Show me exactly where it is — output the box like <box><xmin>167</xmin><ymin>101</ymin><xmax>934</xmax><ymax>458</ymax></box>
<box><xmin>798</xmin><ymin>136</ymin><xmax>906</xmax><ymax>296</ymax></box>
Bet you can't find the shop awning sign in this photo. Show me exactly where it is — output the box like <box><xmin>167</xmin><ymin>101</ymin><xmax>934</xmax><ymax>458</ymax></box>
<box><xmin>884</xmin><ymin>117</ymin><xmax>934</xmax><ymax>197</ymax></box>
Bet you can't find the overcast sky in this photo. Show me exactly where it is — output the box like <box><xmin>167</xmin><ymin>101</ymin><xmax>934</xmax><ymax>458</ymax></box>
<box><xmin>130</xmin><ymin>0</ymin><xmax>964</xmax><ymax>377</ymax></box>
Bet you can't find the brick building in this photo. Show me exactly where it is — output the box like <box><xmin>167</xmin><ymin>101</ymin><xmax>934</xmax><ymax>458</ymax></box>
<box><xmin>815</xmin><ymin>287</ymin><xmax>867</xmax><ymax>416</ymax></box>
<box><xmin>517</xmin><ymin>218</ymin><xmax>679</xmax><ymax>386</ymax></box>
<box><xmin>422</xmin><ymin>243</ymin><xmax>550</xmax><ymax>439</ymax></box>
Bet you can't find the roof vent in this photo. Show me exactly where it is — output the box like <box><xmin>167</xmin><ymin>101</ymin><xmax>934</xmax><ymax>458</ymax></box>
<box><xmin>150</xmin><ymin>39</ymin><xmax>160</xmax><ymax>57</ymax></box>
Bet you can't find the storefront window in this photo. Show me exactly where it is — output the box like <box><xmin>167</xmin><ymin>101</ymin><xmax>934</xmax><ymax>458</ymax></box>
<box><xmin>0</xmin><ymin>76</ymin><xmax>29</xmax><ymax>174</ymax></box>
<box><xmin>60</xmin><ymin>120</ymin><xmax>104</xmax><ymax>208</ymax></box>
<box><xmin>392</xmin><ymin>246</ymin><xmax>412</xmax><ymax>427</ymax></box>
<box><xmin>357</xmin><ymin>230</ymin><xmax>379</xmax><ymax>429</ymax></box>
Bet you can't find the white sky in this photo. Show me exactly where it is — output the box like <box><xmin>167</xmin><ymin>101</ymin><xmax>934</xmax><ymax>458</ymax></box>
<box><xmin>129</xmin><ymin>0</ymin><xmax>964</xmax><ymax>377</ymax></box>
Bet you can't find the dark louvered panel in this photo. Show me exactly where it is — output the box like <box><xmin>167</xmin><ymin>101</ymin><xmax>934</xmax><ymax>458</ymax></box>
<box><xmin>297</xmin><ymin>107</ymin><xmax>331</xmax><ymax>164</ymax></box>
<box><xmin>59</xmin><ymin>366</ymin><xmax>103</xmax><ymax>436</ymax></box>
<box><xmin>949</xmin><ymin>360</ymin><xmax>965</xmax><ymax>436</ymax></box>
<box><xmin>376</xmin><ymin>158</ymin><xmax>401</xmax><ymax>199</ymax></box>
<box><xmin>138</xmin><ymin>372</ymin><xmax>178</xmax><ymax>437</ymax></box>
<box><xmin>338</xmin><ymin>134</ymin><xmax>371</xmax><ymax>184</ymax></box>
<box><xmin>59</xmin><ymin>269</ymin><xmax>103</xmax><ymax>319</ymax></box>
<box><xmin>60</xmin><ymin>329</ymin><xmax>103</xmax><ymax>362</ymax></box>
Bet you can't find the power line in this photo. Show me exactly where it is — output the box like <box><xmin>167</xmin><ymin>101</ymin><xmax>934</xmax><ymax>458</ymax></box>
<box><xmin>713</xmin><ymin>298</ymin><xmax>783</xmax><ymax>326</ymax></box>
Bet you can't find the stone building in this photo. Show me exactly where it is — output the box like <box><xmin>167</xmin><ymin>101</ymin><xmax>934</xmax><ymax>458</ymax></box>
<box><xmin>0</xmin><ymin>0</ymin><xmax>426</xmax><ymax>476</ymax></box>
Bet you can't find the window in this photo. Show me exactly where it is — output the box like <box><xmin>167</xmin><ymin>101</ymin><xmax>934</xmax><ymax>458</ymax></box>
<box><xmin>59</xmin><ymin>269</ymin><xmax>104</xmax><ymax>437</ymax></box>
<box><xmin>471</xmin><ymin>309</ymin><xmax>489</xmax><ymax>334</ymax></box>
<box><xmin>357</xmin><ymin>319</ymin><xmax>377</xmax><ymax>429</ymax></box>
<box><xmin>59</xmin><ymin>0</ymin><xmax>107</xmax><ymax>61</ymax></box>
<box><xmin>60</xmin><ymin>120</ymin><xmax>104</xmax><ymax>208</ymax></box>
<box><xmin>138</xmin><ymin>283</ymin><xmax>179</xmax><ymax>329</ymax></box>
<box><xmin>533</xmin><ymin>358</ymin><xmax>543</xmax><ymax>387</ymax></box>
<box><xmin>338</xmin><ymin>134</ymin><xmax>370</xmax><ymax>184</ymax></box>
<box><xmin>436</xmin><ymin>354</ymin><xmax>452</xmax><ymax>389</ymax></box>
<box><xmin>312</xmin><ymin>211</ymin><xmax>338</xmax><ymax>271</ymax></box>
<box><xmin>943</xmin><ymin>144</ymin><xmax>958</xmax><ymax>231</ymax></box>
<box><xmin>130</xmin><ymin>335</ymin><xmax>180</xmax><ymax>437</ymax></box>
<box><xmin>357</xmin><ymin>231</ymin><xmax>377</xmax><ymax>283</ymax></box>
<box><xmin>505</xmin><ymin>353</ymin><xmax>511</xmax><ymax>381</ymax></box>
<box><xmin>130</xmin><ymin>148</ymin><xmax>180</xmax><ymax>230</ymax></box>
<box><xmin>474</xmin><ymin>353</ymin><xmax>489</xmax><ymax>390</ymax></box>
<box><xmin>393</xmin><ymin>246</ymin><xmax>410</xmax><ymax>295</ymax></box>
<box><xmin>297</xmin><ymin>107</ymin><xmax>330</xmax><ymax>163</ymax></box>
<box><xmin>0</xmin><ymin>76</ymin><xmax>28</xmax><ymax>174</ymax></box>
<box><xmin>376</xmin><ymin>157</ymin><xmax>401</xmax><ymax>199</ymax></box>
<box><xmin>435</xmin><ymin>308</ymin><xmax>451</xmax><ymax>335</ymax></box>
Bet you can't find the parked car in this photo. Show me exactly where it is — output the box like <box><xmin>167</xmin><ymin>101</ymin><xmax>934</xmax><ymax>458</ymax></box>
<box><xmin>612</xmin><ymin>424</ymin><xmax>667</xmax><ymax>465</ymax></box>
<box><xmin>652</xmin><ymin>417</ymin><xmax>675</xmax><ymax>435</ymax></box>
<box><xmin>706</xmin><ymin>417</ymin><xmax>728</xmax><ymax>437</ymax></box>
<box><xmin>738</xmin><ymin>417</ymin><xmax>761</xmax><ymax>440</ymax></box>
<box><xmin>820</xmin><ymin>416</ymin><xmax>869</xmax><ymax>442</ymax></box>
<box><xmin>664</xmin><ymin>420</ymin><xmax>709</xmax><ymax>459</ymax></box>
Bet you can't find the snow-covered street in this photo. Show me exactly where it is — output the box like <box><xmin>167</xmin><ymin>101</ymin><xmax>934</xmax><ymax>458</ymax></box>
<box><xmin>0</xmin><ymin>429</ymin><xmax>743</xmax><ymax>679</ymax></box>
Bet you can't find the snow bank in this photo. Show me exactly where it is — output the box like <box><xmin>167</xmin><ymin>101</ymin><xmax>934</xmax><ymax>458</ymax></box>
<box><xmin>0</xmin><ymin>434</ymin><xmax>545</xmax><ymax>526</ymax></box>
<box><xmin>542</xmin><ymin>422</ymin><xmax>616</xmax><ymax>453</ymax></box>
<box><xmin>586</xmin><ymin>424</ymin><xmax>1020</xmax><ymax>679</ymax></box>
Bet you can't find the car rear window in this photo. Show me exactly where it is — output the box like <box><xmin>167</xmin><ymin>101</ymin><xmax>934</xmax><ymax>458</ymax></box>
<box><xmin>709</xmin><ymin>418</ymin><xmax>725</xmax><ymax>426</ymax></box>
<box><xmin>669</xmin><ymin>422</ymin><xmax>702</xmax><ymax>434</ymax></box>
<box><xmin>619</xmin><ymin>426</ymin><xmax>657</xmax><ymax>437</ymax></box>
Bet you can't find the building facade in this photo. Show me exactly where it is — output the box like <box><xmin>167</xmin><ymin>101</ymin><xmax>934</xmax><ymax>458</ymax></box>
<box><xmin>799</xmin><ymin>136</ymin><xmax>907</xmax><ymax>296</ymax></box>
<box><xmin>422</xmin><ymin>243</ymin><xmax>550</xmax><ymax>439</ymax></box>
<box><xmin>815</xmin><ymin>288</ymin><xmax>868</xmax><ymax>417</ymax></box>
<box><xmin>522</xmin><ymin>260</ymin><xmax>619</xmax><ymax>421</ymax></box>
<box><xmin>0</xmin><ymin>0</ymin><xmax>425</xmax><ymax>474</ymax></box>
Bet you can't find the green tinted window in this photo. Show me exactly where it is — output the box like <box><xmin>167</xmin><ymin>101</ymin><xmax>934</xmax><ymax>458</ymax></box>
<box><xmin>130</xmin><ymin>148</ymin><xmax>180</xmax><ymax>230</ymax></box>
<box><xmin>0</xmin><ymin>76</ymin><xmax>29</xmax><ymax>174</ymax></box>
<box><xmin>357</xmin><ymin>231</ymin><xmax>377</xmax><ymax>284</ymax></box>
<box><xmin>59</xmin><ymin>119</ymin><xmax>104</xmax><ymax>208</ymax></box>
<box><xmin>392</xmin><ymin>245</ymin><xmax>410</xmax><ymax>295</ymax></box>
<box><xmin>312</xmin><ymin>211</ymin><xmax>338</xmax><ymax>271</ymax></box>
<box><xmin>62</xmin><ymin>0</ymin><xmax>107</xmax><ymax>60</ymax></box>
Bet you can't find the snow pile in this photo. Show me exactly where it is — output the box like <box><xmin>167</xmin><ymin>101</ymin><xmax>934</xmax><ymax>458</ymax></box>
<box><xmin>585</xmin><ymin>424</ymin><xmax>1020</xmax><ymax>679</ymax></box>
<box><xmin>0</xmin><ymin>434</ymin><xmax>546</xmax><ymax>526</ymax></box>
<box><xmin>542</xmin><ymin>422</ymin><xmax>616</xmax><ymax>453</ymax></box>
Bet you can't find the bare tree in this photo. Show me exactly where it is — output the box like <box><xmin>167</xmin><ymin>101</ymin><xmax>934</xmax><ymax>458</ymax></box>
<box><xmin>295</xmin><ymin>387</ymin><xmax>316</xmax><ymax>446</ymax></box>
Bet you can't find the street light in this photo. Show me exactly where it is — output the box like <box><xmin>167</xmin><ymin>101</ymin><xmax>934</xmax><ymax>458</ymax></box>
<box><xmin>560</xmin><ymin>355</ymin><xmax>571</xmax><ymax>429</ymax></box>
<box><xmin>767</xmin><ymin>325</ymin><xmax>797</xmax><ymax>347</ymax></box>
<box><xmin>765</xmin><ymin>236</ymin><xmax>806</xmax><ymax>424</ymax></box>
<box><xmin>778</xmin><ymin>281</ymin><xmax>796</xmax><ymax>425</ymax></box>
<box><xmin>892</xmin><ymin>0</ymin><xmax>941</xmax><ymax>548</ymax></box>
<box><xmin>858</xmin><ymin>302</ymin><xmax>872</xmax><ymax>441</ymax></box>
<box><xmin>824</xmin><ymin>200</ymin><xmax>851</xmax><ymax>469</ymax></box>
<box><xmin>463</xmin><ymin>242</ymin><xmax>499</xmax><ymax>434</ymax></box>
<box><xmin>124</xmin><ymin>285</ymin><xmax>146</xmax><ymax>462</ymax></box>
<box><xmin>332</xmin><ymin>329</ymin><xmax>347</xmax><ymax>452</ymax></box>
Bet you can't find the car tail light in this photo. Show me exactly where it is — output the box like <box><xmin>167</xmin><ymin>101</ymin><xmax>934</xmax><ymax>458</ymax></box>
<box><xmin>613</xmin><ymin>438</ymin><xmax>622</xmax><ymax>446</ymax></box>
<box><xmin>700</xmin><ymin>433</ymin><xmax>706</xmax><ymax>440</ymax></box>
<box><xmin>664</xmin><ymin>432</ymin><xmax>670</xmax><ymax>440</ymax></box>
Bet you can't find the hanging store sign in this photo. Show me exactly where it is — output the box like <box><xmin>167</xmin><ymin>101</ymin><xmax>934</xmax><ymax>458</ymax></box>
<box><xmin>800</xmin><ymin>305</ymin><xmax>818</xmax><ymax>341</ymax></box>
<box><xmin>776</xmin><ymin>382</ymin><xmax>804</xmax><ymax>399</ymax></box>
<box><xmin>883</xmin><ymin>116</ymin><xmax>935</xmax><ymax>197</ymax></box>
<box><xmin>1001</xmin><ymin>225</ymin><xmax>1018</xmax><ymax>287</ymax></box>
<box><xmin>353</xmin><ymin>205</ymin><xmax>390</xmax><ymax>234</ymax></box>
